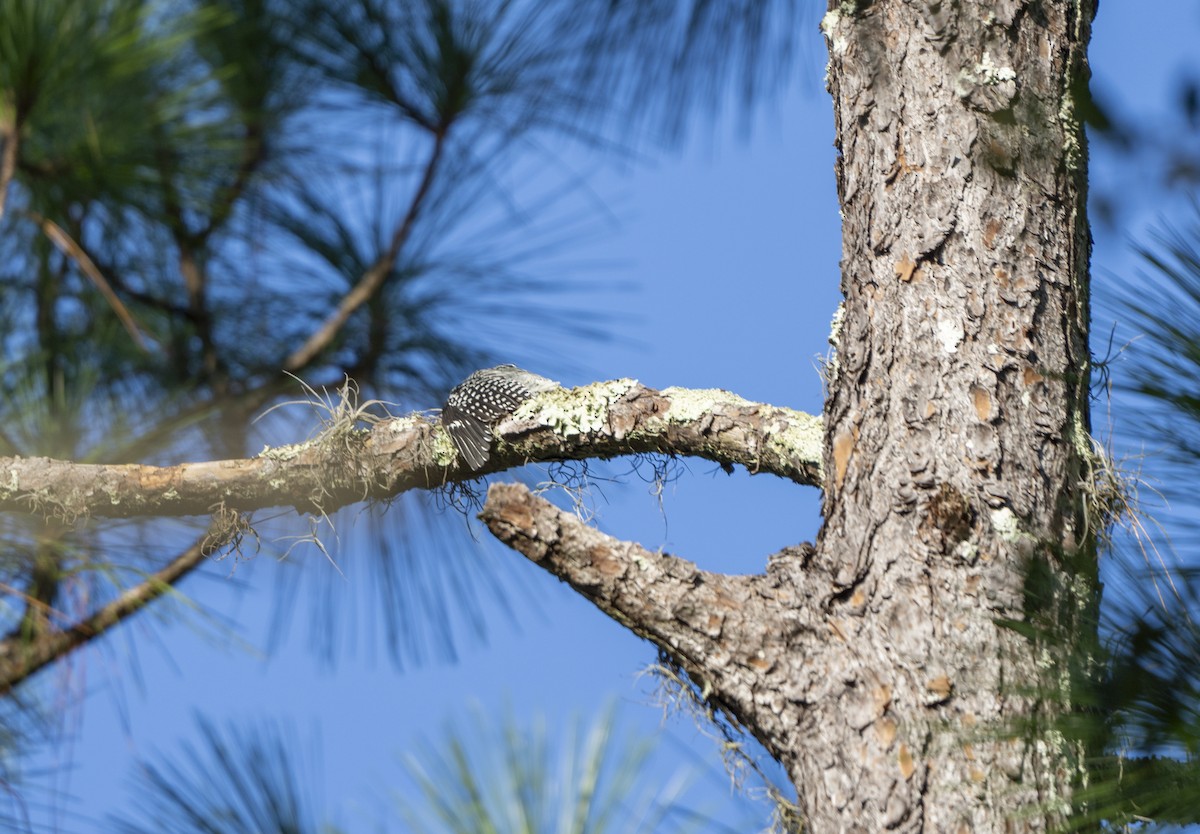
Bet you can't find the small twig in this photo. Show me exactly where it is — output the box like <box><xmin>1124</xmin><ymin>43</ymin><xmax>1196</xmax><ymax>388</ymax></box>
<box><xmin>0</xmin><ymin>580</ymin><xmax>71</xmax><ymax>628</ymax></box>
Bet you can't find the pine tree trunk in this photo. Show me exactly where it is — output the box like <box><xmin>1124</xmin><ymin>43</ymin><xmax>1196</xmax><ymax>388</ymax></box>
<box><xmin>801</xmin><ymin>1</ymin><xmax>1096</xmax><ymax>829</ymax></box>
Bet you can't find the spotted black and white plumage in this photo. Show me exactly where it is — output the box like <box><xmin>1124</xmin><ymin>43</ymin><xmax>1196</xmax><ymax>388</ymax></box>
<box><xmin>441</xmin><ymin>365</ymin><xmax>560</xmax><ymax>470</ymax></box>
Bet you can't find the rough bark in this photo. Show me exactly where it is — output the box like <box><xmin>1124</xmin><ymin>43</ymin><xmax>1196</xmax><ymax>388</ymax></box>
<box><xmin>806</xmin><ymin>1</ymin><xmax>1095</xmax><ymax>829</ymax></box>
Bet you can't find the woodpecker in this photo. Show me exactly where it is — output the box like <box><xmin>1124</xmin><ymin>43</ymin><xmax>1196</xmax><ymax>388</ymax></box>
<box><xmin>441</xmin><ymin>364</ymin><xmax>561</xmax><ymax>470</ymax></box>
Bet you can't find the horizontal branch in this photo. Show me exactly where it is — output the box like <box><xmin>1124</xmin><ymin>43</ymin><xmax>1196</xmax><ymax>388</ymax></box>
<box><xmin>0</xmin><ymin>381</ymin><xmax>822</xmax><ymax>521</ymax></box>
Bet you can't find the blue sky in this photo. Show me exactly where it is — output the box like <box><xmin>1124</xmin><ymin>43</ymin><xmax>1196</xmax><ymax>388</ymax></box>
<box><xmin>19</xmin><ymin>3</ymin><xmax>1200</xmax><ymax>831</ymax></box>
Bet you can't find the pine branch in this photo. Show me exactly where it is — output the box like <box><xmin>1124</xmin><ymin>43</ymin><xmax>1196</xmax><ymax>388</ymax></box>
<box><xmin>0</xmin><ymin>383</ymin><xmax>822</xmax><ymax>520</ymax></box>
<box><xmin>0</xmin><ymin>531</ymin><xmax>216</xmax><ymax>695</ymax></box>
<box><xmin>283</xmin><ymin>131</ymin><xmax>447</xmax><ymax>373</ymax></box>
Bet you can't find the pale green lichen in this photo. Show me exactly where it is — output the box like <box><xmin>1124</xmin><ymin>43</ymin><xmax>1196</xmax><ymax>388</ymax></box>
<box><xmin>256</xmin><ymin>440</ymin><xmax>313</xmax><ymax>461</ymax></box>
<box><xmin>990</xmin><ymin>507</ymin><xmax>1042</xmax><ymax>554</ymax></box>
<box><xmin>1058</xmin><ymin>92</ymin><xmax>1083</xmax><ymax>173</ymax></box>
<box><xmin>768</xmin><ymin>412</ymin><xmax>825</xmax><ymax>475</ymax></box>
<box><xmin>973</xmin><ymin>53</ymin><xmax>1016</xmax><ymax>86</ymax></box>
<box><xmin>661</xmin><ymin>388</ymin><xmax>824</xmax><ymax>475</ymax></box>
<box><xmin>1068</xmin><ymin>410</ymin><xmax>1093</xmax><ymax>459</ymax></box>
<box><xmin>828</xmin><ymin>302</ymin><xmax>845</xmax><ymax>349</ymax></box>
<box><xmin>1033</xmin><ymin>732</ymin><xmax>1074</xmax><ymax>817</ymax></box>
<box><xmin>658</xmin><ymin>388</ymin><xmax>752</xmax><ymax>422</ymax></box>
<box><xmin>0</xmin><ymin>468</ymin><xmax>18</xmax><ymax>500</ymax></box>
<box><xmin>820</xmin><ymin>8</ymin><xmax>850</xmax><ymax>91</ymax></box>
<box><xmin>525</xmin><ymin>379</ymin><xmax>638</xmax><ymax>438</ymax></box>
<box><xmin>822</xmin><ymin>303</ymin><xmax>846</xmax><ymax>388</ymax></box>
<box><xmin>991</xmin><ymin>507</ymin><xmax>1021</xmax><ymax>540</ymax></box>
<box><xmin>432</xmin><ymin>430</ymin><xmax>460</xmax><ymax>467</ymax></box>
<box><xmin>936</xmin><ymin>317</ymin><xmax>964</xmax><ymax>354</ymax></box>
<box><xmin>820</xmin><ymin>9</ymin><xmax>849</xmax><ymax>56</ymax></box>
<box><xmin>1058</xmin><ymin>3</ymin><xmax>1090</xmax><ymax>175</ymax></box>
<box><xmin>379</xmin><ymin>415</ymin><xmax>423</xmax><ymax>434</ymax></box>
<box><xmin>955</xmin><ymin>52</ymin><xmax>1018</xmax><ymax>115</ymax></box>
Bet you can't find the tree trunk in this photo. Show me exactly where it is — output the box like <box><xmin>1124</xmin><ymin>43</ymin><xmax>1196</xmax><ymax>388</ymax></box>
<box><xmin>804</xmin><ymin>0</ymin><xmax>1095</xmax><ymax>829</ymax></box>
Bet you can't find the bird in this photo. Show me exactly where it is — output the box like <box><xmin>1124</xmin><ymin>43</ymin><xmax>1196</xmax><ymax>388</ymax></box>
<box><xmin>441</xmin><ymin>364</ymin><xmax>561</xmax><ymax>470</ymax></box>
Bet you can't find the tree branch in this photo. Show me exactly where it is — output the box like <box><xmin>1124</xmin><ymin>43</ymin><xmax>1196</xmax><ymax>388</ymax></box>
<box><xmin>196</xmin><ymin>122</ymin><xmax>265</xmax><ymax>244</ymax></box>
<box><xmin>0</xmin><ymin>382</ymin><xmax>822</xmax><ymax>520</ymax></box>
<box><xmin>478</xmin><ymin>480</ymin><xmax>756</xmax><ymax>691</ymax></box>
<box><xmin>283</xmin><ymin>132</ymin><xmax>446</xmax><ymax>373</ymax></box>
<box><xmin>0</xmin><ymin>530</ymin><xmax>220</xmax><ymax>695</ymax></box>
<box><xmin>0</xmin><ymin>113</ymin><xmax>17</xmax><ymax>224</ymax></box>
<box><xmin>477</xmin><ymin>481</ymin><xmax>829</xmax><ymax>765</ymax></box>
